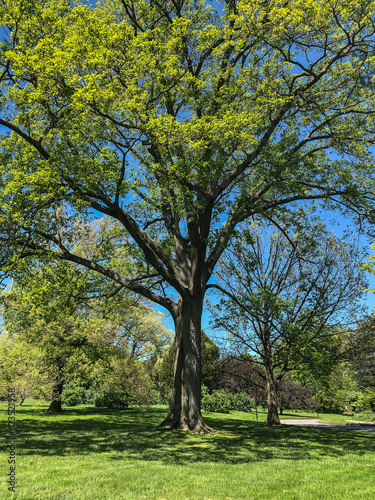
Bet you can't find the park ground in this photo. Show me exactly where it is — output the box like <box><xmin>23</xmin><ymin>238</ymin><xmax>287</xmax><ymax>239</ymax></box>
<box><xmin>1</xmin><ymin>402</ymin><xmax>375</xmax><ymax>500</ymax></box>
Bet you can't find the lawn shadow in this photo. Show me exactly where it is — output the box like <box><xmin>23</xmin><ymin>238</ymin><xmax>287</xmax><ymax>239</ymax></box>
<box><xmin>1</xmin><ymin>406</ymin><xmax>374</xmax><ymax>465</ymax></box>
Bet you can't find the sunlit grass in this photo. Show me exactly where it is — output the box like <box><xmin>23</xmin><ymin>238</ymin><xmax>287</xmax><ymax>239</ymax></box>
<box><xmin>278</xmin><ymin>410</ymin><xmax>355</xmax><ymax>423</ymax></box>
<box><xmin>1</xmin><ymin>402</ymin><xmax>374</xmax><ymax>499</ymax></box>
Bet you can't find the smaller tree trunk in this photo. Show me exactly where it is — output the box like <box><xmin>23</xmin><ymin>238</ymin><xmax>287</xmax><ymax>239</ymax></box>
<box><xmin>47</xmin><ymin>380</ymin><xmax>64</xmax><ymax>413</ymax></box>
<box><xmin>265</xmin><ymin>366</ymin><xmax>280</xmax><ymax>426</ymax></box>
<box><xmin>19</xmin><ymin>388</ymin><xmax>27</xmax><ymax>405</ymax></box>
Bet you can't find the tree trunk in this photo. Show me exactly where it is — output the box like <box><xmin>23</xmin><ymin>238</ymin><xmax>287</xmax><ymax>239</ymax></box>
<box><xmin>159</xmin><ymin>294</ymin><xmax>214</xmax><ymax>433</ymax></box>
<box><xmin>265</xmin><ymin>366</ymin><xmax>280</xmax><ymax>426</ymax></box>
<box><xmin>47</xmin><ymin>380</ymin><xmax>64</xmax><ymax>413</ymax></box>
<box><xmin>253</xmin><ymin>386</ymin><xmax>259</xmax><ymax>421</ymax></box>
<box><xmin>19</xmin><ymin>388</ymin><xmax>27</xmax><ymax>405</ymax></box>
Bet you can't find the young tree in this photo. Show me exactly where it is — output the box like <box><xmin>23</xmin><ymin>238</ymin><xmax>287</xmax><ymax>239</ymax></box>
<box><xmin>208</xmin><ymin>222</ymin><xmax>366</xmax><ymax>424</ymax></box>
<box><xmin>1</xmin><ymin>0</ymin><xmax>375</xmax><ymax>431</ymax></box>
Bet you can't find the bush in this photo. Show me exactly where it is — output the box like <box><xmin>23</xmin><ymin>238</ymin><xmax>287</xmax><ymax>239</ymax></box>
<box><xmin>352</xmin><ymin>412</ymin><xmax>375</xmax><ymax>422</ymax></box>
<box><xmin>150</xmin><ymin>389</ymin><xmax>172</xmax><ymax>405</ymax></box>
<box><xmin>202</xmin><ymin>389</ymin><xmax>233</xmax><ymax>413</ymax></box>
<box><xmin>354</xmin><ymin>387</ymin><xmax>375</xmax><ymax>413</ymax></box>
<box><xmin>94</xmin><ymin>390</ymin><xmax>129</xmax><ymax>410</ymax></box>
<box><xmin>62</xmin><ymin>384</ymin><xmax>96</xmax><ymax>407</ymax></box>
<box><xmin>201</xmin><ymin>388</ymin><xmax>255</xmax><ymax>413</ymax></box>
<box><xmin>63</xmin><ymin>389</ymin><xmax>82</xmax><ymax>407</ymax></box>
<box><xmin>231</xmin><ymin>391</ymin><xmax>255</xmax><ymax>412</ymax></box>
<box><xmin>314</xmin><ymin>388</ymin><xmax>348</xmax><ymax>414</ymax></box>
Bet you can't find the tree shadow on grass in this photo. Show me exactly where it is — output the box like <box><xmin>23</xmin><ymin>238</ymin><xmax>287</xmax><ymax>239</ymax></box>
<box><xmin>0</xmin><ymin>406</ymin><xmax>374</xmax><ymax>465</ymax></box>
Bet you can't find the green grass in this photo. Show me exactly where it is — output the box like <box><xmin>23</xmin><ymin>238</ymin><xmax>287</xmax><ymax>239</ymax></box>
<box><xmin>1</xmin><ymin>402</ymin><xmax>375</xmax><ymax>499</ymax></box>
<box><xmin>277</xmin><ymin>410</ymin><xmax>355</xmax><ymax>423</ymax></box>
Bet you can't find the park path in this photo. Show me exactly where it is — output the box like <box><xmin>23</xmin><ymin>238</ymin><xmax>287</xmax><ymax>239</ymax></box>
<box><xmin>279</xmin><ymin>418</ymin><xmax>375</xmax><ymax>433</ymax></box>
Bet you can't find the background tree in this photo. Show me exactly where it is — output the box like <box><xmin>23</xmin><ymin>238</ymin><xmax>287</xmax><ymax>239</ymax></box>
<box><xmin>2</xmin><ymin>260</ymin><xmax>119</xmax><ymax>412</ymax></box>
<box><xmin>216</xmin><ymin>356</ymin><xmax>315</xmax><ymax>418</ymax></box>
<box><xmin>1</xmin><ymin>0</ymin><xmax>375</xmax><ymax>431</ymax></box>
<box><xmin>209</xmin><ymin>221</ymin><xmax>366</xmax><ymax>424</ymax></box>
<box><xmin>0</xmin><ymin>331</ymin><xmax>50</xmax><ymax>404</ymax></box>
<box><xmin>104</xmin><ymin>298</ymin><xmax>173</xmax><ymax>362</ymax></box>
<box><xmin>2</xmin><ymin>254</ymin><xmax>171</xmax><ymax>411</ymax></box>
<box><xmin>277</xmin><ymin>378</ymin><xmax>314</xmax><ymax>415</ymax></box>
<box><xmin>217</xmin><ymin>356</ymin><xmax>268</xmax><ymax>421</ymax></box>
<box><xmin>349</xmin><ymin>316</ymin><xmax>375</xmax><ymax>390</ymax></box>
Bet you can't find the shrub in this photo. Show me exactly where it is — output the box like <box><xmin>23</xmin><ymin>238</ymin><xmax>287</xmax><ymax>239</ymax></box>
<box><xmin>352</xmin><ymin>412</ymin><xmax>375</xmax><ymax>422</ymax></box>
<box><xmin>150</xmin><ymin>389</ymin><xmax>172</xmax><ymax>405</ymax></box>
<box><xmin>314</xmin><ymin>388</ymin><xmax>348</xmax><ymax>414</ymax></box>
<box><xmin>94</xmin><ymin>390</ymin><xmax>129</xmax><ymax>410</ymax></box>
<box><xmin>63</xmin><ymin>389</ymin><xmax>82</xmax><ymax>407</ymax></box>
<box><xmin>202</xmin><ymin>389</ymin><xmax>233</xmax><ymax>413</ymax></box>
<box><xmin>62</xmin><ymin>384</ymin><xmax>96</xmax><ymax>407</ymax></box>
<box><xmin>354</xmin><ymin>387</ymin><xmax>375</xmax><ymax>413</ymax></box>
<box><xmin>201</xmin><ymin>388</ymin><xmax>255</xmax><ymax>413</ymax></box>
<box><xmin>230</xmin><ymin>391</ymin><xmax>255</xmax><ymax>412</ymax></box>
<box><xmin>100</xmin><ymin>357</ymin><xmax>154</xmax><ymax>407</ymax></box>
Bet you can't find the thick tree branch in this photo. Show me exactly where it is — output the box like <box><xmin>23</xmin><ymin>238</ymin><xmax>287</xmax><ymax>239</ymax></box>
<box><xmin>0</xmin><ymin>119</ymin><xmax>50</xmax><ymax>159</ymax></box>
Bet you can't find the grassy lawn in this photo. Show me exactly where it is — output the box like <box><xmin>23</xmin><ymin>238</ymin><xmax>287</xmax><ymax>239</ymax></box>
<box><xmin>1</xmin><ymin>402</ymin><xmax>375</xmax><ymax>500</ymax></box>
<box><xmin>277</xmin><ymin>410</ymin><xmax>355</xmax><ymax>424</ymax></box>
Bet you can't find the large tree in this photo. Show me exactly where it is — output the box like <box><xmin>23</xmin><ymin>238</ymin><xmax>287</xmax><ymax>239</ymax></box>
<box><xmin>155</xmin><ymin>329</ymin><xmax>221</xmax><ymax>396</ymax></box>
<box><xmin>1</xmin><ymin>0</ymin><xmax>375</xmax><ymax>432</ymax></box>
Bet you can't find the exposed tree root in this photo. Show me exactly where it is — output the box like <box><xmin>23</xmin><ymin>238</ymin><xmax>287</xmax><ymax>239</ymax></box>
<box><xmin>159</xmin><ymin>414</ymin><xmax>216</xmax><ymax>434</ymax></box>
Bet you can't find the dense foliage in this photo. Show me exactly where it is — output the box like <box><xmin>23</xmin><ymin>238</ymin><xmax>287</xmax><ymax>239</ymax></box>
<box><xmin>201</xmin><ymin>387</ymin><xmax>255</xmax><ymax>414</ymax></box>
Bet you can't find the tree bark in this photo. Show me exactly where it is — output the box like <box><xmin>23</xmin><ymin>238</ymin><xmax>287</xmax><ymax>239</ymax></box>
<box><xmin>265</xmin><ymin>366</ymin><xmax>280</xmax><ymax>426</ymax></box>
<box><xmin>159</xmin><ymin>294</ymin><xmax>215</xmax><ymax>433</ymax></box>
<box><xmin>47</xmin><ymin>380</ymin><xmax>64</xmax><ymax>413</ymax></box>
